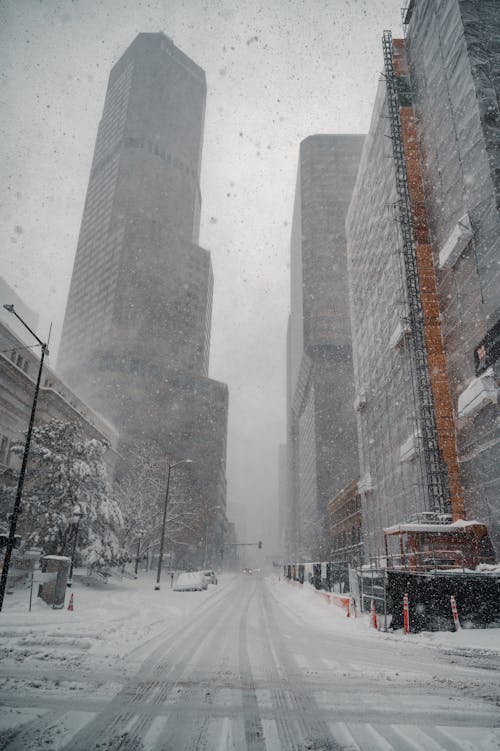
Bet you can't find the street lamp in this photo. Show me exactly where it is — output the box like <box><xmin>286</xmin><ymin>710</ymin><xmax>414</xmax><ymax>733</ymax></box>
<box><xmin>134</xmin><ymin>530</ymin><xmax>144</xmax><ymax>578</ymax></box>
<box><xmin>0</xmin><ymin>305</ymin><xmax>49</xmax><ymax>613</ymax></box>
<box><xmin>67</xmin><ymin>506</ymin><xmax>84</xmax><ymax>587</ymax></box>
<box><xmin>155</xmin><ymin>459</ymin><xmax>193</xmax><ymax>591</ymax></box>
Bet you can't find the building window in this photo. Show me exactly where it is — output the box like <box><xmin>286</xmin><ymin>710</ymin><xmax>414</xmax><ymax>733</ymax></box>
<box><xmin>0</xmin><ymin>435</ymin><xmax>8</xmax><ymax>465</ymax></box>
<box><xmin>474</xmin><ymin>317</ymin><xmax>500</xmax><ymax>375</ymax></box>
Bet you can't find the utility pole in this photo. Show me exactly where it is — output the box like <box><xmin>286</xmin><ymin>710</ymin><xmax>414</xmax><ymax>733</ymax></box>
<box><xmin>0</xmin><ymin>305</ymin><xmax>48</xmax><ymax>612</ymax></box>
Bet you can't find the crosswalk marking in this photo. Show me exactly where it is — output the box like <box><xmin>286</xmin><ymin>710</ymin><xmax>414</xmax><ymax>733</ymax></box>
<box><xmin>215</xmin><ymin>716</ymin><xmax>233</xmax><ymax>751</ymax></box>
<box><xmin>328</xmin><ymin>721</ymin><xmax>362</xmax><ymax>750</ymax></box>
<box><xmin>141</xmin><ymin>715</ymin><xmax>169</xmax><ymax>751</ymax></box>
<box><xmin>349</xmin><ymin>723</ymin><xmax>396</xmax><ymax>751</ymax></box>
<box><xmin>262</xmin><ymin>718</ymin><xmax>282</xmax><ymax>751</ymax></box>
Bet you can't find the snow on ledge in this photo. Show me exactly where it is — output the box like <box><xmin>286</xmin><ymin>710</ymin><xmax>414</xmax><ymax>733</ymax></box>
<box><xmin>358</xmin><ymin>472</ymin><xmax>374</xmax><ymax>493</ymax></box>
<box><xmin>389</xmin><ymin>318</ymin><xmax>411</xmax><ymax>349</ymax></box>
<box><xmin>399</xmin><ymin>431</ymin><xmax>420</xmax><ymax>462</ymax></box>
<box><xmin>438</xmin><ymin>213</ymin><xmax>473</xmax><ymax>268</ymax></box>
<box><xmin>457</xmin><ymin>367</ymin><xmax>497</xmax><ymax>418</ymax></box>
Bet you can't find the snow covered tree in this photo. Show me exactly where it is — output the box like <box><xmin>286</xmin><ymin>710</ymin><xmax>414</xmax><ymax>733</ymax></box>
<box><xmin>7</xmin><ymin>420</ymin><xmax>126</xmax><ymax>569</ymax></box>
<box><xmin>114</xmin><ymin>441</ymin><xmax>200</xmax><ymax>568</ymax></box>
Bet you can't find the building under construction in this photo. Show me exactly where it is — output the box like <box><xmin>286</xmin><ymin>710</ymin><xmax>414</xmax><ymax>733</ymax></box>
<box><xmin>346</xmin><ymin>0</ymin><xmax>499</xmax><ymax>561</ymax></box>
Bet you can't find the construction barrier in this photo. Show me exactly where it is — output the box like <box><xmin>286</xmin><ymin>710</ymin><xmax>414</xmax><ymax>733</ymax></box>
<box><xmin>387</xmin><ymin>569</ymin><xmax>500</xmax><ymax>632</ymax></box>
<box><xmin>313</xmin><ymin>589</ymin><xmax>331</xmax><ymax>605</ymax></box>
<box><xmin>331</xmin><ymin>592</ymin><xmax>353</xmax><ymax>617</ymax></box>
<box><xmin>370</xmin><ymin>598</ymin><xmax>379</xmax><ymax>629</ymax></box>
<box><xmin>299</xmin><ymin>583</ymin><xmax>353</xmax><ymax>617</ymax></box>
<box><xmin>450</xmin><ymin>595</ymin><xmax>461</xmax><ymax>631</ymax></box>
<box><xmin>285</xmin><ymin>578</ymin><xmax>303</xmax><ymax>589</ymax></box>
<box><xmin>403</xmin><ymin>593</ymin><xmax>409</xmax><ymax>634</ymax></box>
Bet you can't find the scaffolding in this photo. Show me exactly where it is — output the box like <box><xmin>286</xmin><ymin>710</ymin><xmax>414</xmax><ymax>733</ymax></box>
<box><xmin>382</xmin><ymin>30</ymin><xmax>450</xmax><ymax>515</ymax></box>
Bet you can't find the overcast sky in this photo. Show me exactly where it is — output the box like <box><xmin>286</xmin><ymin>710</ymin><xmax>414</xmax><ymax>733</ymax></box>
<box><xmin>1</xmin><ymin>0</ymin><xmax>403</xmax><ymax>550</ymax></box>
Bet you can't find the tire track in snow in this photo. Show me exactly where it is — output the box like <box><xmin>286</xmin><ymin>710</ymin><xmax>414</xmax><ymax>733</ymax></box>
<box><xmin>258</xmin><ymin>581</ymin><xmax>343</xmax><ymax>751</ymax></box>
<box><xmin>57</xmin><ymin>578</ymin><xmax>242</xmax><ymax>751</ymax></box>
<box><xmin>111</xmin><ymin>580</ymin><xmax>244</xmax><ymax>750</ymax></box>
<box><xmin>238</xmin><ymin>580</ymin><xmax>267</xmax><ymax>751</ymax></box>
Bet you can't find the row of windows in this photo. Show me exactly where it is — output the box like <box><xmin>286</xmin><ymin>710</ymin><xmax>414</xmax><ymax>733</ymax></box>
<box><xmin>330</xmin><ymin>496</ymin><xmax>361</xmax><ymax>526</ymax></box>
<box><xmin>332</xmin><ymin>526</ymin><xmax>362</xmax><ymax>551</ymax></box>
<box><xmin>0</xmin><ymin>434</ymin><xmax>12</xmax><ymax>467</ymax></box>
<box><xmin>71</xmin><ymin>237</ymin><xmax>120</xmax><ymax>295</ymax></box>
<box><xmin>70</xmin><ymin>226</ymin><xmax>123</xmax><ymax>303</ymax></box>
<box><xmin>94</xmin><ymin>63</ymin><xmax>133</xmax><ymax>163</ymax></box>
<box><xmin>9</xmin><ymin>350</ymin><xmax>30</xmax><ymax>374</ymax></box>
<box><xmin>123</xmin><ymin>136</ymin><xmax>197</xmax><ymax>181</ymax></box>
<box><xmin>80</xmin><ymin>164</ymin><xmax>118</xmax><ymax>241</ymax></box>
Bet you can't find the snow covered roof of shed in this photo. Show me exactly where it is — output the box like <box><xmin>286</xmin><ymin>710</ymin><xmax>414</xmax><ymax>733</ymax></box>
<box><xmin>384</xmin><ymin>519</ymin><xmax>483</xmax><ymax>534</ymax></box>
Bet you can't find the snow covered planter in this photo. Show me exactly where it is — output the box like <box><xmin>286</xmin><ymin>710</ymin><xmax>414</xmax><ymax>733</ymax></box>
<box><xmin>5</xmin><ymin>420</ymin><xmax>127</xmax><ymax>571</ymax></box>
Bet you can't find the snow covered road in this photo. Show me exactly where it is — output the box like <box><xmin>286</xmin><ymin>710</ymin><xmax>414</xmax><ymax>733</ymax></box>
<box><xmin>0</xmin><ymin>573</ymin><xmax>499</xmax><ymax>750</ymax></box>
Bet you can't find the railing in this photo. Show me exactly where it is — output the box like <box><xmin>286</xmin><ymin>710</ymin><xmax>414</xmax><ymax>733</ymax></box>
<box><xmin>383</xmin><ymin>550</ymin><xmax>466</xmax><ymax>573</ymax></box>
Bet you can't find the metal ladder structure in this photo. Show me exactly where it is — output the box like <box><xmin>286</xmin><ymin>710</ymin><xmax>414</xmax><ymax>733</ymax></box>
<box><xmin>382</xmin><ymin>30</ymin><xmax>450</xmax><ymax>515</ymax></box>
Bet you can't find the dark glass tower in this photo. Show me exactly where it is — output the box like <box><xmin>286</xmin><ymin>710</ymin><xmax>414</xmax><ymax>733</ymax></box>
<box><xmin>58</xmin><ymin>33</ymin><xmax>228</xmax><ymax>544</ymax></box>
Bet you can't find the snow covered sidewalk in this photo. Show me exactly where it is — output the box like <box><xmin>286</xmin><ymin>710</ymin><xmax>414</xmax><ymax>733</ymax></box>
<box><xmin>272</xmin><ymin>574</ymin><xmax>500</xmax><ymax>657</ymax></box>
<box><xmin>0</xmin><ymin>571</ymin><xmax>234</xmax><ymax>677</ymax></box>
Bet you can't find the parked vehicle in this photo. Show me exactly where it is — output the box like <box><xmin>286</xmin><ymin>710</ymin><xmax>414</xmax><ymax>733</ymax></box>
<box><xmin>200</xmin><ymin>570</ymin><xmax>218</xmax><ymax>585</ymax></box>
<box><xmin>173</xmin><ymin>572</ymin><xmax>207</xmax><ymax>591</ymax></box>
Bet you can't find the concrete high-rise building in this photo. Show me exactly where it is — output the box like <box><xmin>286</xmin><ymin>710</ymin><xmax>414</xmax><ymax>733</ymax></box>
<box><xmin>346</xmin><ymin>74</ymin><xmax>430</xmax><ymax>561</ymax></box>
<box><xmin>59</xmin><ymin>32</ymin><xmax>210</xmax><ymax>380</ymax></box>
<box><xmin>286</xmin><ymin>135</ymin><xmax>363</xmax><ymax>560</ymax></box>
<box><xmin>277</xmin><ymin>443</ymin><xmax>288</xmax><ymax>555</ymax></box>
<box><xmin>58</xmin><ymin>33</ymin><xmax>228</xmax><ymax>552</ymax></box>
<box><xmin>346</xmin><ymin>0</ymin><xmax>499</xmax><ymax>560</ymax></box>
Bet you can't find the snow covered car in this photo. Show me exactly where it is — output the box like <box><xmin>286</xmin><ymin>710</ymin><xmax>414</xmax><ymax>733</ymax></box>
<box><xmin>200</xmin><ymin>570</ymin><xmax>218</xmax><ymax>585</ymax></box>
<box><xmin>173</xmin><ymin>572</ymin><xmax>207</xmax><ymax>591</ymax></box>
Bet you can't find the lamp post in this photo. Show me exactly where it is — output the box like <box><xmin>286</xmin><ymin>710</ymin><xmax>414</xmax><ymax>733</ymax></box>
<box><xmin>134</xmin><ymin>531</ymin><xmax>144</xmax><ymax>578</ymax></box>
<box><xmin>67</xmin><ymin>507</ymin><xmax>84</xmax><ymax>587</ymax></box>
<box><xmin>0</xmin><ymin>305</ymin><xmax>49</xmax><ymax>613</ymax></box>
<box><xmin>155</xmin><ymin>459</ymin><xmax>193</xmax><ymax>591</ymax></box>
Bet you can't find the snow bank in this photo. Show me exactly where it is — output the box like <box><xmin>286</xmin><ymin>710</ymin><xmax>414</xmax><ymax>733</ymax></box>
<box><xmin>272</xmin><ymin>575</ymin><xmax>500</xmax><ymax>656</ymax></box>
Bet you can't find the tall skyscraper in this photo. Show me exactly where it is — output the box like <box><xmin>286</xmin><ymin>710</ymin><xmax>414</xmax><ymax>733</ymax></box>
<box><xmin>58</xmin><ymin>33</ymin><xmax>228</xmax><ymax>549</ymax></box>
<box><xmin>286</xmin><ymin>135</ymin><xmax>363</xmax><ymax>560</ymax></box>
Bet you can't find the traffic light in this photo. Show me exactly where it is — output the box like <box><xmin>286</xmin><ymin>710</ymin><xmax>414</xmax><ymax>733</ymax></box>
<box><xmin>258</xmin><ymin>540</ymin><xmax>262</xmax><ymax>549</ymax></box>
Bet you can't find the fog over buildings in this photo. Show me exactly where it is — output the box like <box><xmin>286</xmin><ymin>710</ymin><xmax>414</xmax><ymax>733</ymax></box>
<box><xmin>286</xmin><ymin>135</ymin><xmax>363</xmax><ymax>560</ymax></box>
<box><xmin>1</xmin><ymin>0</ymin><xmax>404</xmax><ymax>546</ymax></box>
<box><xmin>57</xmin><ymin>33</ymin><xmax>229</xmax><ymax>552</ymax></box>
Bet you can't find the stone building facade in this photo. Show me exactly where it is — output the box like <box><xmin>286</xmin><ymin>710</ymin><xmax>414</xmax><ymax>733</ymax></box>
<box><xmin>0</xmin><ymin>318</ymin><xmax>119</xmax><ymax>512</ymax></box>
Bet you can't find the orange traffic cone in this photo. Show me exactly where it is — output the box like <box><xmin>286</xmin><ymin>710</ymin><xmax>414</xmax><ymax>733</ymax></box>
<box><xmin>370</xmin><ymin>599</ymin><xmax>378</xmax><ymax>629</ymax></box>
<box><xmin>67</xmin><ymin>593</ymin><xmax>74</xmax><ymax>611</ymax></box>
